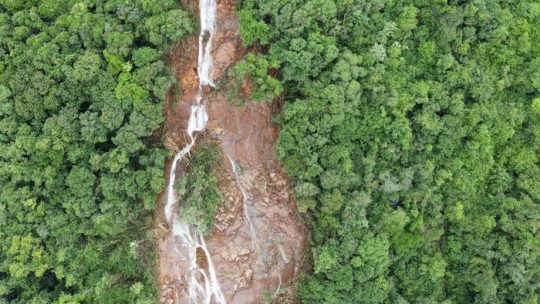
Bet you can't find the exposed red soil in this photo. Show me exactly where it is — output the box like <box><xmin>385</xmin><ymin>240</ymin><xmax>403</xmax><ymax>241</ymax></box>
<box><xmin>155</xmin><ymin>1</ymin><xmax>306</xmax><ymax>303</ymax></box>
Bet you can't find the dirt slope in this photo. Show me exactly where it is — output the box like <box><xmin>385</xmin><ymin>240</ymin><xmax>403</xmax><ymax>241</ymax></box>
<box><xmin>155</xmin><ymin>1</ymin><xmax>306</xmax><ymax>303</ymax></box>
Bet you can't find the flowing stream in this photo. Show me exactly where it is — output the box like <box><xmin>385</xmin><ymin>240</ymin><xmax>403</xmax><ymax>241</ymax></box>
<box><xmin>163</xmin><ymin>1</ymin><xmax>226</xmax><ymax>303</ymax></box>
<box><xmin>226</xmin><ymin>155</ymin><xmax>260</xmax><ymax>252</ymax></box>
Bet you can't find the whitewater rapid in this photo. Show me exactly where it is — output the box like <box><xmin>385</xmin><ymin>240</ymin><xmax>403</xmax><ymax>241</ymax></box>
<box><xmin>163</xmin><ymin>0</ymin><xmax>226</xmax><ymax>303</ymax></box>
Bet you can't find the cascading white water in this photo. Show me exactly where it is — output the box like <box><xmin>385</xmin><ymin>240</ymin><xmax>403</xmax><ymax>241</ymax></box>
<box><xmin>163</xmin><ymin>1</ymin><xmax>226</xmax><ymax>303</ymax></box>
<box><xmin>164</xmin><ymin>0</ymin><xmax>215</xmax><ymax>223</ymax></box>
<box><xmin>273</xmin><ymin>275</ymin><xmax>282</xmax><ymax>298</ymax></box>
<box><xmin>198</xmin><ymin>0</ymin><xmax>216</xmax><ymax>87</ymax></box>
<box><xmin>226</xmin><ymin>155</ymin><xmax>260</xmax><ymax>251</ymax></box>
<box><xmin>278</xmin><ymin>245</ymin><xmax>288</xmax><ymax>263</ymax></box>
<box><xmin>173</xmin><ymin>222</ymin><xmax>226</xmax><ymax>304</ymax></box>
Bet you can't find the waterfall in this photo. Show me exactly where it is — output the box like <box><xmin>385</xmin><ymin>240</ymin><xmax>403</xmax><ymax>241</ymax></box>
<box><xmin>226</xmin><ymin>155</ymin><xmax>260</xmax><ymax>252</ymax></box>
<box><xmin>273</xmin><ymin>275</ymin><xmax>282</xmax><ymax>298</ymax></box>
<box><xmin>278</xmin><ymin>244</ymin><xmax>288</xmax><ymax>263</ymax></box>
<box><xmin>163</xmin><ymin>0</ymin><xmax>226</xmax><ymax>303</ymax></box>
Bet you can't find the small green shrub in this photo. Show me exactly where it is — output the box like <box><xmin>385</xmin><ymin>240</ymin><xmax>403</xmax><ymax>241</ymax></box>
<box><xmin>227</xmin><ymin>53</ymin><xmax>283</xmax><ymax>105</ymax></box>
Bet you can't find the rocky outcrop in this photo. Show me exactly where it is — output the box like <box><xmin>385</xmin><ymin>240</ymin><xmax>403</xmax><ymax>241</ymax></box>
<box><xmin>203</xmin><ymin>159</ymin><xmax>304</xmax><ymax>303</ymax></box>
<box><xmin>156</xmin><ymin>0</ymin><xmax>306</xmax><ymax>303</ymax></box>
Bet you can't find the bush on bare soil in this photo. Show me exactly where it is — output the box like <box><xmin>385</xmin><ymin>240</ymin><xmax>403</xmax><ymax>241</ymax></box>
<box><xmin>175</xmin><ymin>137</ymin><xmax>223</xmax><ymax>234</ymax></box>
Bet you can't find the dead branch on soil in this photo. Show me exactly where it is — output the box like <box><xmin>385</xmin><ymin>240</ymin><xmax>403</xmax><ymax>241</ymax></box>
<box><xmin>165</xmin><ymin>135</ymin><xmax>180</xmax><ymax>153</ymax></box>
<box><xmin>271</xmin><ymin>280</ymin><xmax>300</xmax><ymax>304</ymax></box>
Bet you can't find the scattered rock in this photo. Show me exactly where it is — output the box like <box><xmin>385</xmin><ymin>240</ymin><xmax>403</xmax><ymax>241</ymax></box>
<box><xmin>156</xmin><ymin>0</ymin><xmax>306</xmax><ymax>303</ymax></box>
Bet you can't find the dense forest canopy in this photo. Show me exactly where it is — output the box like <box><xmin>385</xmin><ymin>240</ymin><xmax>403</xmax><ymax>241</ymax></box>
<box><xmin>1</xmin><ymin>0</ymin><xmax>540</xmax><ymax>303</ymax></box>
<box><xmin>0</xmin><ymin>0</ymin><xmax>192</xmax><ymax>302</ymax></box>
<box><xmin>238</xmin><ymin>0</ymin><xmax>540</xmax><ymax>303</ymax></box>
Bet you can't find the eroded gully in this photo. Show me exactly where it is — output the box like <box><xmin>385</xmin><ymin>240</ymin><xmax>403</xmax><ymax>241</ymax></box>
<box><xmin>156</xmin><ymin>1</ymin><xmax>306</xmax><ymax>303</ymax></box>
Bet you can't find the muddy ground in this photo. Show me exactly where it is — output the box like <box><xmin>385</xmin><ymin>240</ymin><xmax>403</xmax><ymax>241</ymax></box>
<box><xmin>154</xmin><ymin>1</ymin><xmax>306</xmax><ymax>303</ymax></box>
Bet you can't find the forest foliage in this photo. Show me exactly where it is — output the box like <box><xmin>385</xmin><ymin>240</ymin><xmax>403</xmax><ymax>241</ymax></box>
<box><xmin>174</xmin><ymin>139</ymin><xmax>222</xmax><ymax>235</ymax></box>
<box><xmin>238</xmin><ymin>0</ymin><xmax>540</xmax><ymax>303</ymax></box>
<box><xmin>0</xmin><ymin>0</ymin><xmax>193</xmax><ymax>303</ymax></box>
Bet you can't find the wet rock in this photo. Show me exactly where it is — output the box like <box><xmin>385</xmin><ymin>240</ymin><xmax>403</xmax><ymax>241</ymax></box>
<box><xmin>156</xmin><ymin>0</ymin><xmax>306</xmax><ymax>303</ymax></box>
<box><xmin>212</xmin><ymin>41</ymin><xmax>236</xmax><ymax>77</ymax></box>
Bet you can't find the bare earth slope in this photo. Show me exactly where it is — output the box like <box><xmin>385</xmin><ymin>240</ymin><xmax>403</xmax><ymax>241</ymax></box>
<box><xmin>155</xmin><ymin>1</ymin><xmax>306</xmax><ymax>303</ymax></box>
